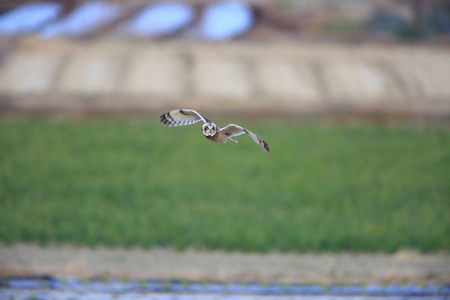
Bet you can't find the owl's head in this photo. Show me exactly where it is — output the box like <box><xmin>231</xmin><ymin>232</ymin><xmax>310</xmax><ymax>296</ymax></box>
<box><xmin>202</xmin><ymin>122</ymin><xmax>217</xmax><ymax>136</ymax></box>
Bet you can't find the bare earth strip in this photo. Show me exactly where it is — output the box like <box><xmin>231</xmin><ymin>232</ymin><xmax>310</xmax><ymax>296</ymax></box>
<box><xmin>0</xmin><ymin>243</ymin><xmax>448</xmax><ymax>284</ymax></box>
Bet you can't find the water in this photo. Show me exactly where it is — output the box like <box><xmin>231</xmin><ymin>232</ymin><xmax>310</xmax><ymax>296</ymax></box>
<box><xmin>0</xmin><ymin>290</ymin><xmax>448</xmax><ymax>300</ymax></box>
<box><xmin>1</xmin><ymin>277</ymin><xmax>448</xmax><ymax>300</ymax></box>
<box><xmin>0</xmin><ymin>2</ymin><xmax>62</xmax><ymax>35</ymax></box>
<box><xmin>117</xmin><ymin>2</ymin><xmax>194</xmax><ymax>37</ymax></box>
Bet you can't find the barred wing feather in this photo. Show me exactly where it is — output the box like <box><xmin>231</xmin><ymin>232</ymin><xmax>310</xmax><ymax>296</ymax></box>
<box><xmin>221</xmin><ymin>124</ymin><xmax>270</xmax><ymax>152</ymax></box>
<box><xmin>160</xmin><ymin>109</ymin><xmax>212</xmax><ymax>127</ymax></box>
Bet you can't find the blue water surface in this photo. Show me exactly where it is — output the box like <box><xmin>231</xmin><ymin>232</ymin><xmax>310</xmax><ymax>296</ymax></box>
<box><xmin>1</xmin><ymin>290</ymin><xmax>449</xmax><ymax>300</ymax></box>
<box><xmin>0</xmin><ymin>2</ymin><xmax>62</xmax><ymax>35</ymax></box>
<box><xmin>40</xmin><ymin>1</ymin><xmax>122</xmax><ymax>38</ymax></box>
<box><xmin>200</xmin><ymin>1</ymin><xmax>254</xmax><ymax>41</ymax></box>
<box><xmin>1</xmin><ymin>277</ymin><xmax>449</xmax><ymax>299</ymax></box>
<box><xmin>119</xmin><ymin>2</ymin><xmax>194</xmax><ymax>37</ymax></box>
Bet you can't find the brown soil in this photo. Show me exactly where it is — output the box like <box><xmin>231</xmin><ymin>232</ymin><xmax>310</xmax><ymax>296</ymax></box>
<box><xmin>1</xmin><ymin>243</ymin><xmax>449</xmax><ymax>284</ymax></box>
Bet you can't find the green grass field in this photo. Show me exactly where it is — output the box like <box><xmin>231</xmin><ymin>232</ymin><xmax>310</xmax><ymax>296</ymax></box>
<box><xmin>0</xmin><ymin>118</ymin><xmax>449</xmax><ymax>252</ymax></box>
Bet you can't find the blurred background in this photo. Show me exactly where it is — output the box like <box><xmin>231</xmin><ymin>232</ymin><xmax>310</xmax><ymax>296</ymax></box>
<box><xmin>0</xmin><ymin>0</ymin><xmax>449</xmax><ymax>117</ymax></box>
<box><xmin>0</xmin><ymin>0</ymin><xmax>450</xmax><ymax>289</ymax></box>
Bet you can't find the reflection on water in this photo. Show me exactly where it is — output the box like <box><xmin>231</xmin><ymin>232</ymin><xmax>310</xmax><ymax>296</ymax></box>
<box><xmin>1</xmin><ymin>277</ymin><xmax>449</xmax><ymax>300</ymax></box>
<box><xmin>1</xmin><ymin>290</ymin><xmax>448</xmax><ymax>300</ymax></box>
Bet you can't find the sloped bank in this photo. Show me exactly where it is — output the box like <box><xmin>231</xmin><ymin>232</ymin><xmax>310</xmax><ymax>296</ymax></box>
<box><xmin>0</xmin><ymin>243</ymin><xmax>449</xmax><ymax>284</ymax></box>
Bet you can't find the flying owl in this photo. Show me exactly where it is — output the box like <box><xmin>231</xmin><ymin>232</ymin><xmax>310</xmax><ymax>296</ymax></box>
<box><xmin>160</xmin><ymin>109</ymin><xmax>270</xmax><ymax>152</ymax></box>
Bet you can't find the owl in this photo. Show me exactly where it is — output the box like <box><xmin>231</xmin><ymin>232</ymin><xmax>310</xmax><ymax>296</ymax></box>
<box><xmin>160</xmin><ymin>109</ymin><xmax>270</xmax><ymax>152</ymax></box>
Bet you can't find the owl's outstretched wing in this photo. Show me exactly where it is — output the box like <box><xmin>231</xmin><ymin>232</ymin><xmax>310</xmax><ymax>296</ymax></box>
<box><xmin>160</xmin><ymin>109</ymin><xmax>212</xmax><ymax>127</ymax></box>
<box><xmin>221</xmin><ymin>124</ymin><xmax>270</xmax><ymax>152</ymax></box>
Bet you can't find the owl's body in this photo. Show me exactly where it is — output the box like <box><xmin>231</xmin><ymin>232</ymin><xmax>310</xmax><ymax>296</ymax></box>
<box><xmin>203</xmin><ymin>128</ymin><xmax>235</xmax><ymax>143</ymax></box>
<box><xmin>204</xmin><ymin>131</ymin><xmax>227</xmax><ymax>143</ymax></box>
<box><xmin>160</xmin><ymin>109</ymin><xmax>270</xmax><ymax>152</ymax></box>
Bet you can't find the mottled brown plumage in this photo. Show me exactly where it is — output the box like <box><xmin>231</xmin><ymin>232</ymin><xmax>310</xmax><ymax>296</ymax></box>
<box><xmin>160</xmin><ymin>109</ymin><xmax>270</xmax><ymax>152</ymax></box>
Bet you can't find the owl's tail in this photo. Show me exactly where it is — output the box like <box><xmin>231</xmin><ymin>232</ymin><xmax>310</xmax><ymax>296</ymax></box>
<box><xmin>228</xmin><ymin>136</ymin><xmax>238</xmax><ymax>143</ymax></box>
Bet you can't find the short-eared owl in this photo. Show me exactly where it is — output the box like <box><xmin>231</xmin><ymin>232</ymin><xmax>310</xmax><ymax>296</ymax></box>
<box><xmin>160</xmin><ymin>109</ymin><xmax>270</xmax><ymax>152</ymax></box>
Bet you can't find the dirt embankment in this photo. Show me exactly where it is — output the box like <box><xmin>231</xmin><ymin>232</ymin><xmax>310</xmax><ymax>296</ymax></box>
<box><xmin>0</xmin><ymin>243</ymin><xmax>449</xmax><ymax>284</ymax></box>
